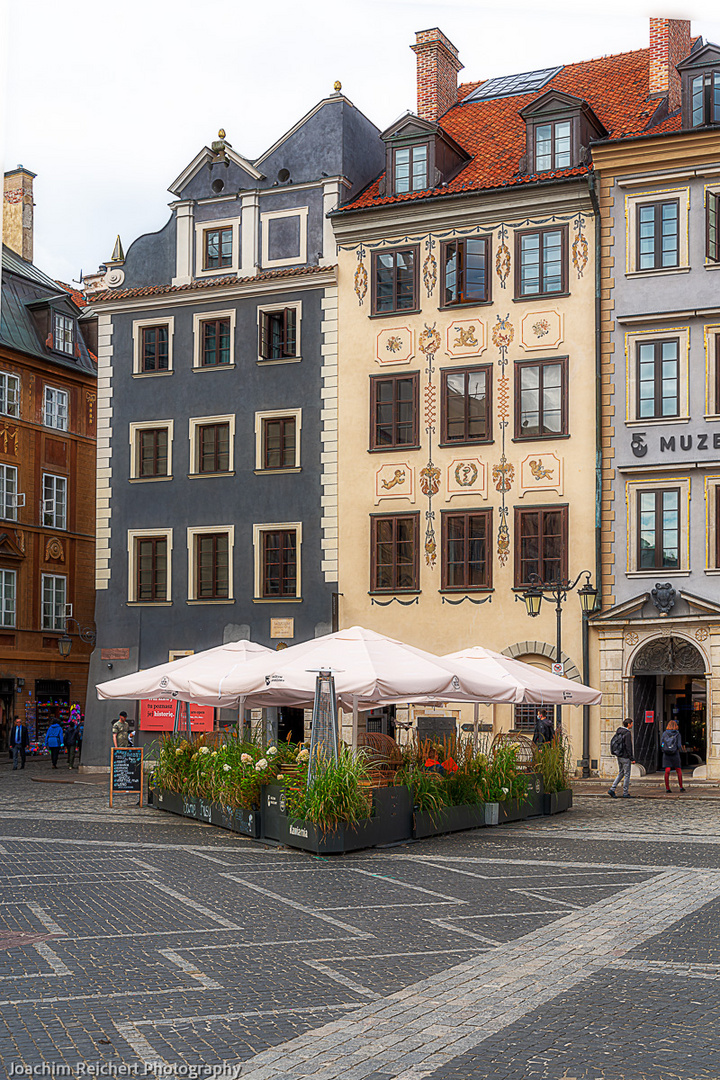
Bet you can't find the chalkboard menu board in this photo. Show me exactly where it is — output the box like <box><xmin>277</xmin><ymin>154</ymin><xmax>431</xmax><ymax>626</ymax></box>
<box><xmin>110</xmin><ymin>747</ymin><xmax>144</xmax><ymax>807</ymax></box>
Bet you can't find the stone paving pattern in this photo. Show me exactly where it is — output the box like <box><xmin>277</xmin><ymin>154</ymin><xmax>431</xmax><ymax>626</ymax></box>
<box><xmin>0</xmin><ymin>756</ymin><xmax>719</xmax><ymax>1078</ymax></box>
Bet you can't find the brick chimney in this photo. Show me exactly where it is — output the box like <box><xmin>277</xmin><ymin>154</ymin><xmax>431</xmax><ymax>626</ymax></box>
<box><xmin>649</xmin><ymin>17</ymin><xmax>691</xmax><ymax>112</ymax></box>
<box><xmin>411</xmin><ymin>28</ymin><xmax>463</xmax><ymax>123</ymax></box>
<box><xmin>3</xmin><ymin>166</ymin><xmax>36</xmax><ymax>263</ymax></box>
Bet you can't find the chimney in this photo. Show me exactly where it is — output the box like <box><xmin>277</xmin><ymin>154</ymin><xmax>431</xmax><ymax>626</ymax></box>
<box><xmin>411</xmin><ymin>28</ymin><xmax>463</xmax><ymax>123</ymax></box>
<box><xmin>3</xmin><ymin>166</ymin><xmax>35</xmax><ymax>263</ymax></box>
<box><xmin>649</xmin><ymin>17</ymin><xmax>691</xmax><ymax>112</ymax></box>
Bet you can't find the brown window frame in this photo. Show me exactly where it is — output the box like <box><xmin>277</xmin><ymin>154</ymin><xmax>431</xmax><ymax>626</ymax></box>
<box><xmin>195</xmin><ymin>532</ymin><xmax>229</xmax><ymax>599</ymax></box>
<box><xmin>441</xmin><ymin>509</ymin><xmax>492</xmax><ymax>592</ymax></box>
<box><xmin>440</xmin><ymin>364</ymin><xmax>492</xmax><ymax>446</ymax></box>
<box><xmin>371</xmin><ymin>246</ymin><xmax>419</xmax><ymax>316</ymax></box>
<box><xmin>370</xmin><ymin>512</ymin><xmax>420</xmax><ymax>594</ymax></box>
<box><xmin>201</xmin><ymin>318</ymin><xmax>231</xmax><ymax>367</ymax></box>
<box><xmin>369</xmin><ymin>373</ymin><xmax>419</xmax><ymax>451</ymax></box>
<box><xmin>637</xmin><ymin>488</ymin><xmax>680</xmax><ymax>572</ymax></box>
<box><xmin>138</xmin><ymin>427</ymin><xmax>169</xmax><ymax>478</ymax></box>
<box><xmin>141</xmin><ymin>326</ymin><xmax>169</xmax><ymax>373</ymax></box>
<box><xmin>514</xmin><ymin>356</ymin><xmax>568</xmax><ymax>440</ymax></box>
<box><xmin>259</xmin><ymin>308</ymin><xmax>298</xmax><ymax>360</ymax></box>
<box><xmin>135</xmin><ymin>536</ymin><xmax>168</xmax><ymax>602</ymax></box>
<box><xmin>514</xmin><ymin>225</ymin><xmax>568</xmax><ymax>299</ymax></box>
<box><xmin>197</xmin><ymin>423</ymin><xmax>230</xmax><ymax>474</ymax></box>
<box><xmin>707</xmin><ymin>191</ymin><xmax>720</xmax><ymax>263</ymax></box>
<box><xmin>531</xmin><ymin>117</ymin><xmax>575</xmax><ymax>172</ymax></box>
<box><xmin>203</xmin><ymin>226</ymin><xmax>233</xmax><ymax>271</ymax></box>
<box><xmin>441</xmin><ymin>236</ymin><xmax>491</xmax><ymax>306</ymax></box>
<box><xmin>261</xmin><ymin>529</ymin><xmax>298</xmax><ymax>598</ymax></box>
<box><xmin>262</xmin><ymin>417</ymin><xmax>297</xmax><ymax>470</ymax></box>
<box><xmin>636</xmin><ymin>200</ymin><xmax>679</xmax><ymax>271</ymax></box>
<box><xmin>392</xmin><ymin>143</ymin><xmax>429</xmax><ymax>195</ymax></box>
<box><xmin>636</xmin><ymin>338</ymin><xmax>679</xmax><ymax>420</ymax></box>
<box><xmin>514</xmin><ymin>505</ymin><xmax>568</xmax><ymax>588</ymax></box>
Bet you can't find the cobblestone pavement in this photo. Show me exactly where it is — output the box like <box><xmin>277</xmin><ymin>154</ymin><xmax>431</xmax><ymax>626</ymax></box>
<box><xmin>1</xmin><ymin>756</ymin><xmax>720</xmax><ymax>1078</ymax></box>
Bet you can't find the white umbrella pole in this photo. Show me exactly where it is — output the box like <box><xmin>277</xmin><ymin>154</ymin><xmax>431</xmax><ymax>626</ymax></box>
<box><xmin>352</xmin><ymin>695</ymin><xmax>359</xmax><ymax>752</ymax></box>
<box><xmin>473</xmin><ymin>702</ymin><xmax>479</xmax><ymax>751</ymax></box>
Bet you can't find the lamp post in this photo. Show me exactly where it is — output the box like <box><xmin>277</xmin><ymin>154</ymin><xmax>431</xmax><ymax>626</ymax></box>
<box><xmin>57</xmin><ymin>617</ymin><xmax>96</xmax><ymax>657</ymax></box>
<box><xmin>519</xmin><ymin>571</ymin><xmax>597</xmax><ymax>747</ymax></box>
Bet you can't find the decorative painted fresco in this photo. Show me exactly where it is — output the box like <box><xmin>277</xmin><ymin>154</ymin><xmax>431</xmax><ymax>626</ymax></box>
<box><xmin>423</xmin><ymin>237</ymin><xmax>437</xmax><ymax>298</ymax></box>
<box><xmin>419</xmin><ymin>322</ymin><xmax>442</xmax><ymax>568</ymax></box>
<box><xmin>519</xmin><ymin>452</ymin><xmax>564</xmax><ymax>496</ymax></box>
<box><xmin>495</xmin><ymin>224</ymin><xmax>511</xmax><ymax>289</ymax></box>
<box><xmin>354</xmin><ymin>246</ymin><xmax>368</xmax><ymax>305</ymax></box>
<box><xmin>375</xmin><ymin>326</ymin><xmax>414</xmax><ymax>365</ymax></box>
<box><xmin>446</xmin><ymin>458</ymin><xmax>487</xmax><ymax>500</ymax></box>
<box><xmin>572</xmin><ymin>214</ymin><xmax>589</xmax><ymax>278</ymax></box>
<box><xmin>519</xmin><ymin>309</ymin><xmax>564</xmax><ymax>351</ymax></box>
<box><xmin>492</xmin><ymin>314</ymin><xmax>515</xmax><ymax>565</ymax></box>
<box><xmin>374</xmin><ymin>463</ymin><xmax>415</xmax><ymax>503</ymax></box>
<box><xmin>445</xmin><ymin>318</ymin><xmax>487</xmax><ymax>359</ymax></box>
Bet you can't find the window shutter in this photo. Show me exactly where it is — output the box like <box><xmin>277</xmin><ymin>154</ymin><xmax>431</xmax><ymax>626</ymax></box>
<box><xmin>259</xmin><ymin>313</ymin><xmax>269</xmax><ymax>359</ymax></box>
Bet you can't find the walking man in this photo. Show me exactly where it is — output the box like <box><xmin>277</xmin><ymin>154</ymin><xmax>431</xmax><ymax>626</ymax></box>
<box><xmin>112</xmin><ymin>711</ymin><xmax>132</xmax><ymax>748</ymax></box>
<box><xmin>64</xmin><ymin>720</ymin><xmax>80</xmax><ymax>770</ymax></box>
<box><xmin>532</xmin><ymin>708</ymin><xmax>554</xmax><ymax>746</ymax></box>
<box><xmin>608</xmin><ymin>718</ymin><xmax>634</xmax><ymax>799</ymax></box>
<box><xmin>9</xmin><ymin>715</ymin><xmax>29</xmax><ymax>770</ymax></box>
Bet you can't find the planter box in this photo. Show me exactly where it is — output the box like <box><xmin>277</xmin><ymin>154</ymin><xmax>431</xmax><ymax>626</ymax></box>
<box><xmin>284</xmin><ymin>819</ymin><xmax>379</xmax><ymax>855</ymax></box>
<box><xmin>414</xmin><ymin>803</ymin><xmax>485</xmax><ymax>839</ymax></box>
<box><xmin>154</xmin><ymin>789</ymin><xmax>183</xmax><ymax>816</ymax></box>
<box><xmin>262</xmin><ymin>784</ymin><xmax>291</xmax><ymax>844</ymax></box>
<box><xmin>523</xmin><ymin>774</ymin><xmax>544</xmax><ymax>818</ymax></box>
<box><xmin>278</xmin><ymin>784</ymin><xmax>414</xmax><ymax>853</ymax></box>
<box><xmin>197</xmin><ymin>798</ymin><xmax>213</xmax><ymax>825</ymax></box>
<box><xmin>182</xmin><ymin>794</ymin><xmax>199</xmax><ymax>820</ymax></box>
<box><xmin>210</xmin><ymin>803</ymin><xmax>260</xmax><ymax>838</ymax></box>
<box><xmin>543</xmin><ymin>789</ymin><xmax>573</xmax><ymax>815</ymax></box>
<box><xmin>497</xmin><ymin>798</ymin><xmax>528</xmax><ymax>824</ymax></box>
<box><xmin>371</xmin><ymin>785</ymin><xmax>413</xmax><ymax>845</ymax></box>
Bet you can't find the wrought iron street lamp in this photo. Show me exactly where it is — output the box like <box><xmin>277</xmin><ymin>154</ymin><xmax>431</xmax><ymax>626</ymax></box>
<box><xmin>57</xmin><ymin>617</ymin><xmax>96</xmax><ymax>657</ymax></box>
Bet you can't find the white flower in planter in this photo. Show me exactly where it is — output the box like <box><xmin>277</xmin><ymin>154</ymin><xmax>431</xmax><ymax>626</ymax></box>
<box><xmin>501</xmin><ymin>787</ymin><xmax>510</xmax><ymax>796</ymax></box>
<box><xmin>277</xmin><ymin>773</ymin><xmax>284</xmax><ymax>781</ymax></box>
<box><xmin>240</xmin><ymin>753</ymin><xmax>253</xmax><ymax>764</ymax></box>
<box><xmin>297</xmin><ymin>749</ymin><xmax>310</xmax><ymax>763</ymax></box>
<box><xmin>255</xmin><ymin>759</ymin><xmax>268</xmax><ymax>771</ymax></box>
<box><xmin>267</xmin><ymin>746</ymin><xmax>278</xmax><ymax>757</ymax></box>
<box><xmin>175</xmin><ymin>748</ymin><xmax>183</xmax><ymax>756</ymax></box>
<box><xmin>199</xmin><ymin>746</ymin><xmax>211</xmax><ymax>755</ymax></box>
<box><xmin>222</xmin><ymin>764</ymin><xmax>231</xmax><ymax>772</ymax></box>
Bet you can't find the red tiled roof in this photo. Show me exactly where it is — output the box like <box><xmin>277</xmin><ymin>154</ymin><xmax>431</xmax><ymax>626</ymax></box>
<box><xmin>344</xmin><ymin>45</ymin><xmax>682</xmax><ymax>211</ymax></box>
<box><xmin>56</xmin><ymin>280</ymin><xmax>89</xmax><ymax>307</ymax></box>
<box><xmin>87</xmin><ymin>263</ymin><xmax>334</xmax><ymax>303</ymax></box>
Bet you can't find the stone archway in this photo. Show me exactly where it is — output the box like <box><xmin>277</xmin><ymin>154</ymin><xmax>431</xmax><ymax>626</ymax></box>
<box><xmin>631</xmin><ymin>636</ymin><xmax>707</xmax><ymax>774</ymax></box>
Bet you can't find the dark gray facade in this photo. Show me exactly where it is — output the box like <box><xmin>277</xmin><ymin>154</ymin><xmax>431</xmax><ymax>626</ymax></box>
<box><xmin>83</xmin><ymin>92</ymin><xmax>384</xmax><ymax>766</ymax></box>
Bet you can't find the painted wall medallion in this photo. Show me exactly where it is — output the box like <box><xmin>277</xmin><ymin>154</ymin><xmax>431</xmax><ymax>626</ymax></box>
<box><xmin>375</xmin><ymin>326</ymin><xmax>414</xmax><ymax>365</ymax></box>
<box><xmin>374</xmin><ymin>463</ymin><xmax>415</xmax><ymax>504</ymax></box>
<box><xmin>491</xmin><ymin>314</ymin><xmax>514</xmax><ymax>351</ymax></box>
<box><xmin>419</xmin><ymin>465</ymin><xmax>441</xmax><ymax>497</ymax></box>
<box><xmin>519</xmin><ymin>452</ymin><xmax>563</xmax><ymax>496</ymax></box>
<box><xmin>445</xmin><ymin>318</ymin><xmax>487</xmax><ymax>358</ymax></box>
<box><xmin>520</xmin><ymin>309</ymin><xmax>563</xmax><ymax>351</ymax></box>
<box><xmin>45</xmin><ymin>537</ymin><xmax>65</xmax><ymax>563</ymax></box>
<box><xmin>695</xmin><ymin>627</ymin><xmax>709</xmax><ymax>642</ymax></box>
<box><xmin>423</xmin><ymin>252</ymin><xmax>438</xmax><ymax>297</ymax></box>
<box><xmin>446</xmin><ymin>459</ymin><xmax>487</xmax><ymax>500</ymax></box>
<box><xmin>624</xmin><ymin>631</ymin><xmax>639</xmax><ymax>646</ymax></box>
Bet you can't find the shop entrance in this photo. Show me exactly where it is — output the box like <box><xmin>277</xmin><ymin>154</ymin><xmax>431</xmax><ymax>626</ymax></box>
<box><xmin>0</xmin><ymin>678</ymin><xmax>14</xmax><ymax>753</ymax></box>
<box><xmin>632</xmin><ymin>637</ymin><xmax>706</xmax><ymax>774</ymax></box>
<box><xmin>278</xmin><ymin>707</ymin><xmax>305</xmax><ymax>745</ymax></box>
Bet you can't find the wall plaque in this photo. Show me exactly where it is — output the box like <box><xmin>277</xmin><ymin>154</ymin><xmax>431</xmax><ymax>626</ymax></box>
<box><xmin>271</xmin><ymin>618</ymin><xmax>294</xmax><ymax>639</ymax></box>
<box><xmin>102</xmin><ymin>648</ymin><xmax>130</xmax><ymax>660</ymax></box>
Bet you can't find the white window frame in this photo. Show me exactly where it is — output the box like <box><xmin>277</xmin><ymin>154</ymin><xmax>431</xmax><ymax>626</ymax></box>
<box><xmin>42</xmin><ymin>473</ymin><xmax>67</xmax><ymax>530</ymax></box>
<box><xmin>127</xmin><ymin>528</ymin><xmax>174</xmax><ymax>603</ymax></box>
<box><xmin>53</xmin><ymin>311</ymin><xmax>75</xmax><ymax>355</ymax></box>
<box><xmin>188</xmin><ymin>414</ymin><xmax>236</xmax><ymax>476</ymax></box>
<box><xmin>260</xmin><ymin>207</ymin><xmax>308</xmax><ymax>268</ymax></box>
<box><xmin>625</xmin><ymin>187</ymin><xmax>690</xmax><ymax>277</ymax></box>
<box><xmin>256</xmin><ymin>300</ymin><xmax>302</xmax><ymax>364</ymax></box>
<box><xmin>194</xmin><ymin>217</ymin><xmax>240</xmax><ymax>278</ymax></box>
<box><xmin>128</xmin><ymin>420</ymin><xmax>174</xmax><ymax>481</ymax></box>
<box><xmin>0</xmin><ymin>568</ymin><xmax>16</xmax><ymax>627</ymax></box>
<box><xmin>625</xmin><ymin>477</ymin><xmax>690</xmax><ymax>576</ymax></box>
<box><xmin>252</xmin><ymin>521</ymin><xmax>303</xmax><ymax>601</ymax></box>
<box><xmin>0</xmin><ymin>464</ymin><xmax>18</xmax><ymax>522</ymax></box>
<box><xmin>43</xmin><ymin>386</ymin><xmax>69</xmax><ymax>431</ymax></box>
<box><xmin>187</xmin><ymin>525</ymin><xmax>235</xmax><ymax>602</ymax></box>
<box><xmin>0</xmin><ymin>372</ymin><xmax>20</xmax><ymax>417</ymax></box>
<box><xmin>132</xmin><ymin>317</ymin><xmax>175</xmax><ymax>376</ymax></box>
<box><xmin>625</xmin><ymin>327</ymin><xmax>690</xmax><ymax>425</ymax></box>
<box><xmin>41</xmin><ymin>573</ymin><xmax>67</xmax><ymax>630</ymax></box>
<box><xmin>254</xmin><ymin>408</ymin><xmax>302</xmax><ymax>471</ymax></box>
<box><xmin>192</xmin><ymin>309</ymin><xmax>237</xmax><ymax>369</ymax></box>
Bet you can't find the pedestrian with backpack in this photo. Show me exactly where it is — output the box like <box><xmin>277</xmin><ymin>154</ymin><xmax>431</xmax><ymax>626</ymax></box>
<box><xmin>608</xmin><ymin>718</ymin><xmax>634</xmax><ymax>799</ymax></box>
<box><xmin>661</xmin><ymin>719</ymin><xmax>685</xmax><ymax>793</ymax></box>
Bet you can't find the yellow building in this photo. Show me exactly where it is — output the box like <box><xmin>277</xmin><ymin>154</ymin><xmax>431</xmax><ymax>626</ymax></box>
<box><xmin>331</xmin><ymin>30</ymin><xmax>607</xmax><ymax>764</ymax></box>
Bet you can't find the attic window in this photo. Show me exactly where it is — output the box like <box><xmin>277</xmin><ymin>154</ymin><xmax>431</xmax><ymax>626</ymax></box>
<box><xmin>53</xmin><ymin>312</ymin><xmax>74</xmax><ymax>356</ymax></box>
<box><xmin>689</xmin><ymin>71</ymin><xmax>720</xmax><ymax>126</ymax></box>
<box><xmin>535</xmin><ymin>120</ymin><xmax>572</xmax><ymax>171</ymax></box>
<box><xmin>394</xmin><ymin>145</ymin><xmax>428</xmax><ymax>193</ymax></box>
<box><xmin>465</xmin><ymin>66</ymin><xmax>562</xmax><ymax>102</ymax></box>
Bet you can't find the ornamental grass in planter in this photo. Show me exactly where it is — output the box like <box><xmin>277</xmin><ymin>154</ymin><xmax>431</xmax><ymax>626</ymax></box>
<box><xmin>284</xmin><ymin>746</ymin><xmax>372</xmax><ymax>832</ymax></box>
<box><xmin>535</xmin><ymin>736</ymin><xmax>574</xmax><ymax>815</ymax></box>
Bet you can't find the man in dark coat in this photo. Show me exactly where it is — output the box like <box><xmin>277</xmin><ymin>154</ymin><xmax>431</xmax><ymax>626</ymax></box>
<box><xmin>9</xmin><ymin>716</ymin><xmax>29</xmax><ymax>770</ymax></box>
<box><xmin>532</xmin><ymin>709</ymin><xmax>554</xmax><ymax>746</ymax></box>
<box><xmin>64</xmin><ymin>721</ymin><xmax>81</xmax><ymax>770</ymax></box>
<box><xmin>608</xmin><ymin>719</ymin><xmax>634</xmax><ymax>798</ymax></box>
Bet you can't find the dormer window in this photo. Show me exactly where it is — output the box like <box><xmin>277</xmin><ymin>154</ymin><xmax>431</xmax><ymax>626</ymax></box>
<box><xmin>520</xmin><ymin>91</ymin><xmax>606</xmax><ymax>177</ymax></box>
<box><xmin>678</xmin><ymin>42</ymin><xmax>720</xmax><ymax>129</ymax></box>
<box><xmin>53</xmin><ymin>312</ymin><xmax>74</xmax><ymax>355</ymax></box>
<box><xmin>534</xmin><ymin>121</ymin><xmax>572</xmax><ymax>172</ymax></box>
<box><xmin>394</xmin><ymin>145</ymin><xmax>428</xmax><ymax>193</ymax></box>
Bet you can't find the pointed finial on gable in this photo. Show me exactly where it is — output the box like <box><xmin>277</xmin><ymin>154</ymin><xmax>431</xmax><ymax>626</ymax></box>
<box><xmin>333</xmin><ymin>80</ymin><xmax>342</xmax><ymax>92</ymax></box>
<box><xmin>110</xmin><ymin>235</ymin><xmax>124</xmax><ymax>263</ymax></box>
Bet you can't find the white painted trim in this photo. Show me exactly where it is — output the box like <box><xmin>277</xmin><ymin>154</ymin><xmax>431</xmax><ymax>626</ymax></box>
<box><xmin>95</xmin><ymin>314</ymin><xmax>113</xmax><ymax>589</ymax></box>
<box><xmin>188</xmin><ymin>414</ymin><xmax>236</xmax><ymax>474</ymax></box>
<box><xmin>172</xmin><ymin>203</ymin><xmax>194</xmax><ymax>286</ymax></box>
<box><xmin>168</xmin><ymin>145</ymin><xmax>263</xmax><ymax>197</ymax></box>
<box><xmin>254</xmin><ymin>408</ymin><xmax>302</xmax><ymax>470</ymax></box>
<box><xmin>320</xmin><ymin>285</ymin><xmax>339</xmax><ymax>583</ymax></box>
<box><xmin>127</xmin><ymin>528</ymin><xmax>174</xmax><ymax>602</ymax></box>
<box><xmin>256</xmin><ymin>300</ymin><xmax>302</xmax><ymax>362</ymax></box>
<box><xmin>624</xmin><ymin>186</ymin><xmax>690</xmax><ymax>276</ymax></box>
<box><xmin>240</xmin><ymin>192</ymin><xmax>260</xmax><ymax>277</ymax></box>
<box><xmin>192</xmin><ymin>309</ymin><xmax>237</xmax><ymax>369</ymax></box>
<box><xmin>186</xmin><ymin>524</ymin><xmax>235</xmax><ymax>601</ymax></box>
<box><xmin>252</xmin><ymin>521</ymin><xmax>303</xmax><ymax>599</ymax></box>
<box><xmin>194</xmin><ymin>216</ymin><xmax>241</xmax><ymax>278</ymax></box>
<box><xmin>128</xmin><ymin>419</ymin><xmax>175</xmax><ymax>480</ymax></box>
<box><xmin>321</xmin><ymin>180</ymin><xmax>342</xmax><ymax>267</ymax></box>
<box><xmin>132</xmin><ymin>316</ymin><xmax>175</xmax><ymax>375</ymax></box>
<box><xmin>261</xmin><ymin>206</ymin><xmax>308</xmax><ymax>268</ymax></box>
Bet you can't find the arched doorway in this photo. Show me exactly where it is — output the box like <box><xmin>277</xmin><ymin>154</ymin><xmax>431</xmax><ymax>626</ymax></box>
<box><xmin>632</xmin><ymin>637</ymin><xmax>707</xmax><ymax>774</ymax></box>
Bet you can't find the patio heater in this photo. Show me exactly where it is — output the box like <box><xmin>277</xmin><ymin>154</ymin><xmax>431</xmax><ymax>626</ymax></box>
<box><xmin>308</xmin><ymin>670</ymin><xmax>339</xmax><ymax>785</ymax></box>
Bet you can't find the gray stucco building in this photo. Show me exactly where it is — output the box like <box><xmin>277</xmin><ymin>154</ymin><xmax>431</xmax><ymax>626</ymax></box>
<box><xmin>82</xmin><ymin>90</ymin><xmax>384</xmax><ymax>766</ymax></box>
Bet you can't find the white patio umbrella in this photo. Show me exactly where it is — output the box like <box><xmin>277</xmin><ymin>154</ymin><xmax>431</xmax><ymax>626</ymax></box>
<box><xmin>443</xmin><ymin>645</ymin><xmax>601</xmax><ymax>706</ymax></box>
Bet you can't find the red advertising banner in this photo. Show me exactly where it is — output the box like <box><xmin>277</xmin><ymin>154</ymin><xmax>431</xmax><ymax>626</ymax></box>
<box><xmin>644</xmin><ymin>710</ymin><xmax>655</xmax><ymax>724</ymax></box>
<box><xmin>140</xmin><ymin>699</ymin><xmax>215</xmax><ymax>732</ymax></box>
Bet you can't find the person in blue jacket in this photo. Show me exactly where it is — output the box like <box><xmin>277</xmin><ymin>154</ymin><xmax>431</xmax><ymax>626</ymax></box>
<box><xmin>44</xmin><ymin>720</ymin><xmax>64</xmax><ymax>768</ymax></box>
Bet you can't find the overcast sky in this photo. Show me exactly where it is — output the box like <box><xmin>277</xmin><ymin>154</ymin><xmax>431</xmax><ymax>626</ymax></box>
<box><xmin>3</xmin><ymin>0</ymin><xmax>720</xmax><ymax>284</ymax></box>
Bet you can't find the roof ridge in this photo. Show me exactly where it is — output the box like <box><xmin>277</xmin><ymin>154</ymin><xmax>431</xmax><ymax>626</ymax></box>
<box><xmin>87</xmin><ymin>263</ymin><xmax>335</xmax><ymax>303</ymax></box>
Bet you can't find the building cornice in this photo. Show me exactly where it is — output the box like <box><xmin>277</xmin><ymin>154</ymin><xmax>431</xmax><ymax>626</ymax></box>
<box><xmin>591</xmin><ymin>128</ymin><xmax>720</xmax><ymax>175</ymax></box>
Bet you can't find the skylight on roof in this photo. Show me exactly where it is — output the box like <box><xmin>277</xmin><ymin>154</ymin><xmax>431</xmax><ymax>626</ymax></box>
<box><xmin>465</xmin><ymin>65</ymin><xmax>563</xmax><ymax>102</ymax></box>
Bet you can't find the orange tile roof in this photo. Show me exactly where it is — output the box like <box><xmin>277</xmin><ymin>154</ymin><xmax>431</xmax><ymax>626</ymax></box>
<box><xmin>87</xmin><ymin>263</ymin><xmax>334</xmax><ymax>303</ymax></box>
<box><xmin>56</xmin><ymin>280</ymin><xmax>89</xmax><ymax>307</ymax></box>
<box><xmin>344</xmin><ymin>45</ymin><xmax>681</xmax><ymax>211</ymax></box>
